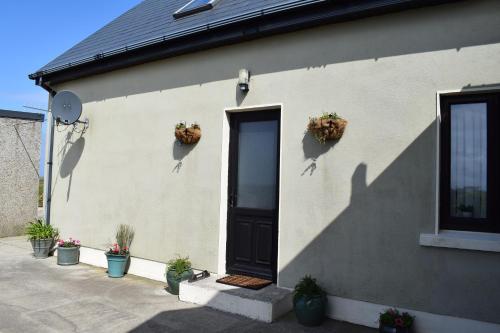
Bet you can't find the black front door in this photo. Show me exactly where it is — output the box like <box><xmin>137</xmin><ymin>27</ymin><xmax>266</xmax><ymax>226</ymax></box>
<box><xmin>226</xmin><ymin>110</ymin><xmax>280</xmax><ymax>282</ymax></box>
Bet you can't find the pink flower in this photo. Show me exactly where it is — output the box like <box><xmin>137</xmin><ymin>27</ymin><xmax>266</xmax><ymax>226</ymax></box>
<box><xmin>394</xmin><ymin>318</ymin><xmax>404</xmax><ymax>327</ymax></box>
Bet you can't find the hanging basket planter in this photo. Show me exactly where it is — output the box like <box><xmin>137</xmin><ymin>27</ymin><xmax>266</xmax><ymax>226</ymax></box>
<box><xmin>307</xmin><ymin>113</ymin><xmax>347</xmax><ymax>144</ymax></box>
<box><xmin>175</xmin><ymin>123</ymin><xmax>201</xmax><ymax>144</ymax></box>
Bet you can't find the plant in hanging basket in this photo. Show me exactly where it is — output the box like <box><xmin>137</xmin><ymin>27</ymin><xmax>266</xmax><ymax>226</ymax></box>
<box><xmin>175</xmin><ymin>122</ymin><xmax>202</xmax><ymax>144</ymax></box>
<box><xmin>307</xmin><ymin>113</ymin><xmax>347</xmax><ymax>144</ymax></box>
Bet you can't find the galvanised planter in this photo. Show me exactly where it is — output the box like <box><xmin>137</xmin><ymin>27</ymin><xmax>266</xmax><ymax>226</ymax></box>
<box><xmin>30</xmin><ymin>239</ymin><xmax>53</xmax><ymax>259</ymax></box>
<box><xmin>379</xmin><ymin>325</ymin><xmax>411</xmax><ymax>333</ymax></box>
<box><xmin>294</xmin><ymin>295</ymin><xmax>327</xmax><ymax>327</ymax></box>
<box><xmin>57</xmin><ymin>246</ymin><xmax>80</xmax><ymax>265</ymax></box>
<box><xmin>106</xmin><ymin>253</ymin><xmax>129</xmax><ymax>278</ymax></box>
<box><xmin>166</xmin><ymin>269</ymin><xmax>193</xmax><ymax>295</ymax></box>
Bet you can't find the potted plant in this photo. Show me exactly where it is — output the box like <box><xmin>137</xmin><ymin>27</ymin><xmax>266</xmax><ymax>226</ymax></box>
<box><xmin>379</xmin><ymin>308</ymin><xmax>414</xmax><ymax>333</ymax></box>
<box><xmin>458</xmin><ymin>204</ymin><xmax>474</xmax><ymax>218</ymax></box>
<box><xmin>166</xmin><ymin>255</ymin><xmax>194</xmax><ymax>295</ymax></box>
<box><xmin>56</xmin><ymin>238</ymin><xmax>81</xmax><ymax>265</ymax></box>
<box><xmin>105</xmin><ymin>224</ymin><xmax>135</xmax><ymax>278</ymax></box>
<box><xmin>293</xmin><ymin>275</ymin><xmax>327</xmax><ymax>326</ymax></box>
<box><xmin>25</xmin><ymin>219</ymin><xmax>59</xmax><ymax>259</ymax></box>
<box><xmin>307</xmin><ymin>112</ymin><xmax>347</xmax><ymax>143</ymax></box>
<box><xmin>175</xmin><ymin>122</ymin><xmax>201</xmax><ymax>144</ymax></box>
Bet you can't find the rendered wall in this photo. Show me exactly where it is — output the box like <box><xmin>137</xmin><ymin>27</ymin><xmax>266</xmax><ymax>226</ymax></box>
<box><xmin>0</xmin><ymin>116</ymin><xmax>42</xmax><ymax>236</ymax></box>
<box><xmin>51</xmin><ymin>0</ymin><xmax>500</xmax><ymax>324</ymax></box>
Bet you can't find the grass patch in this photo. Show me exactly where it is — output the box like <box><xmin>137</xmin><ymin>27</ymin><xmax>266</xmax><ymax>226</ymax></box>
<box><xmin>38</xmin><ymin>178</ymin><xmax>44</xmax><ymax>207</ymax></box>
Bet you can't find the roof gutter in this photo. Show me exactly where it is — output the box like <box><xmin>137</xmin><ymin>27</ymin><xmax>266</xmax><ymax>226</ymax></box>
<box><xmin>30</xmin><ymin>0</ymin><xmax>460</xmax><ymax>85</ymax></box>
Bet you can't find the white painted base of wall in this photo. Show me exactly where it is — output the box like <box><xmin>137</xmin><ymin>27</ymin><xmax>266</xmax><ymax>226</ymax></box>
<box><xmin>70</xmin><ymin>247</ymin><xmax>500</xmax><ymax>332</ymax></box>
<box><xmin>327</xmin><ymin>295</ymin><xmax>500</xmax><ymax>333</ymax></box>
<box><xmin>74</xmin><ymin>246</ymin><xmax>168</xmax><ymax>282</ymax></box>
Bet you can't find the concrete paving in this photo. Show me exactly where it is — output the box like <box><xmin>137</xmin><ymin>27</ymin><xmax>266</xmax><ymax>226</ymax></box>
<box><xmin>0</xmin><ymin>237</ymin><xmax>376</xmax><ymax>333</ymax></box>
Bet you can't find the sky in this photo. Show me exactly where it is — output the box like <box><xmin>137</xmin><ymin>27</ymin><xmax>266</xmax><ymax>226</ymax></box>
<box><xmin>0</xmin><ymin>0</ymin><xmax>141</xmax><ymax>176</ymax></box>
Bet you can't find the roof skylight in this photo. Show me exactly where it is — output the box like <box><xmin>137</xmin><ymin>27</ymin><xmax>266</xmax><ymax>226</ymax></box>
<box><xmin>173</xmin><ymin>0</ymin><xmax>218</xmax><ymax>19</ymax></box>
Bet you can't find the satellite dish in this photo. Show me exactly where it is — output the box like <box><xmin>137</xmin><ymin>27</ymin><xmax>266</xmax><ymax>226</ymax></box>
<box><xmin>51</xmin><ymin>91</ymin><xmax>82</xmax><ymax>125</ymax></box>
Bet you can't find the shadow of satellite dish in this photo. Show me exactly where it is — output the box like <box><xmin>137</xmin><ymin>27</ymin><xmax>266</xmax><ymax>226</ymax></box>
<box><xmin>60</xmin><ymin>137</ymin><xmax>85</xmax><ymax>178</ymax></box>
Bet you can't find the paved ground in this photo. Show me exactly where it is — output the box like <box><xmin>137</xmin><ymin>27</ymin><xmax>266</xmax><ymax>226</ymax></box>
<box><xmin>0</xmin><ymin>237</ymin><xmax>376</xmax><ymax>333</ymax></box>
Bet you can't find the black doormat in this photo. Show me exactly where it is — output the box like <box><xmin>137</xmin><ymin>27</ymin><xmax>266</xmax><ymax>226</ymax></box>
<box><xmin>216</xmin><ymin>274</ymin><xmax>272</xmax><ymax>290</ymax></box>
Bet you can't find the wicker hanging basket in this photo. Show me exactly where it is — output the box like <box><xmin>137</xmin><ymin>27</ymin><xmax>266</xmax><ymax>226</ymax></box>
<box><xmin>307</xmin><ymin>114</ymin><xmax>347</xmax><ymax>144</ymax></box>
<box><xmin>175</xmin><ymin>124</ymin><xmax>201</xmax><ymax>144</ymax></box>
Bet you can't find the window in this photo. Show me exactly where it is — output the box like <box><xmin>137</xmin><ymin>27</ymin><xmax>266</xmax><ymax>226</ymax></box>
<box><xmin>173</xmin><ymin>0</ymin><xmax>217</xmax><ymax>19</ymax></box>
<box><xmin>440</xmin><ymin>92</ymin><xmax>500</xmax><ymax>233</ymax></box>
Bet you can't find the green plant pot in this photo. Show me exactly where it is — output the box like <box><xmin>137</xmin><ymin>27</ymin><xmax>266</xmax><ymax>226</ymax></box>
<box><xmin>294</xmin><ymin>295</ymin><xmax>327</xmax><ymax>326</ymax></box>
<box><xmin>106</xmin><ymin>253</ymin><xmax>129</xmax><ymax>278</ymax></box>
<box><xmin>166</xmin><ymin>269</ymin><xmax>194</xmax><ymax>295</ymax></box>
<box><xmin>30</xmin><ymin>239</ymin><xmax>54</xmax><ymax>259</ymax></box>
<box><xmin>57</xmin><ymin>246</ymin><xmax>80</xmax><ymax>265</ymax></box>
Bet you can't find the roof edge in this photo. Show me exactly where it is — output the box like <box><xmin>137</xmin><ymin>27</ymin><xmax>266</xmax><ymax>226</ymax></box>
<box><xmin>30</xmin><ymin>0</ymin><xmax>461</xmax><ymax>84</ymax></box>
<box><xmin>0</xmin><ymin>109</ymin><xmax>45</xmax><ymax>122</ymax></box>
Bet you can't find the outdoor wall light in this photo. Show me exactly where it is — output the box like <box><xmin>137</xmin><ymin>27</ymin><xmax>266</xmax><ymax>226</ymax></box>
<box><xmin>238</xmin><ymin>68</ymin><xmax>250</xmax><ymax>92</ymax></box>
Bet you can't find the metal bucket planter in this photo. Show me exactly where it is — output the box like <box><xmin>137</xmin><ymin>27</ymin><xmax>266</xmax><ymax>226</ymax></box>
<box><xmin>166</xmin><ymin>269</ymin><xmax>194</xmax><ymax>295</ymax></box>
<box><xmin>106</xmin><ymin>253</ymin><xmax>129</xmax><ymax>278</ymax></box>
<box><xmin>379</xmin><ymin>325</ymin><xmax>411</xmax><ymax>333</ymax></box>
<box><xmin>57</xmin><ymin>246</ymin><xmax>80</xmax><ymax>265</ymax></box>
<box><xmin>30</xmin><ymin>239</ymin><xmax>54</xmax><ymax>259</ymax></box>
<box><xmin>294</xmin><ymin>294</ymin><xmax>327</xmax><ymax>326</ymax></box>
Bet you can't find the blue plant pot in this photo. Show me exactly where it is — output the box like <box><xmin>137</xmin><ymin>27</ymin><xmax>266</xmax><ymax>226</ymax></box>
<box><xmin>106</xmin><ymin>253</ymin><xmax>128</xmax><ymax>278</ymax></box>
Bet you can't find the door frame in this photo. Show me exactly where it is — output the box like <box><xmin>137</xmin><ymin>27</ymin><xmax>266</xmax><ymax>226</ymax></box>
<box><xmin>217</xmin><ymin>103</ymin><xmax>283</xmax><ymax>285</ymax></box>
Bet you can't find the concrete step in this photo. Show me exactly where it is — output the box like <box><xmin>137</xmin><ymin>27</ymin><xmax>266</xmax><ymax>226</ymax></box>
<box><xmin>179</xmin><ymin>275</ymin><xmax>293</xmax><ymax>323</ymax></box>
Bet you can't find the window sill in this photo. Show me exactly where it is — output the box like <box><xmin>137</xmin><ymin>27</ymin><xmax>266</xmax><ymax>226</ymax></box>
<box><xmin>419</xmin><ymin>230</ymin><xmax>500</xmax><ymax>252</ymax></box>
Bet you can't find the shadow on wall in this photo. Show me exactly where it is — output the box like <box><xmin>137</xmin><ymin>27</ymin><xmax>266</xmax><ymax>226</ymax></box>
<box><xmin>172</xmin><ymin>140</ymin><xmax>196</xmax><ymax>173</ymax></box>
<box><xmin>67</xmin><ymin>1</ymin><xmax>500</xmax><ymax>104</ymax></box>
<box><xmin>281</xmin><ymin>121</ymin><xmax>500</xmax><ymax>324</ymax></box>
<box><xmin>301</xmin><ymin>133</ymin><xmax>338</xmax><ymax>176</ymax></box>
<box><xmin>52</xmin><ymin>127</ymin><xmax>86</xmax><ymax>202</ymax></box>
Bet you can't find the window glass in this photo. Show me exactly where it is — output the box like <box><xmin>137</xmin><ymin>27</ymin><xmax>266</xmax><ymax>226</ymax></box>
<box><xmin>450</xmin><ymin>103</ymin><xmax>487</xmax><ymax>218</ymax></box>
<box><xmin>236</xmin><ymin>120</ymin><xmax>278</xmax><ymax>209</ymax></box>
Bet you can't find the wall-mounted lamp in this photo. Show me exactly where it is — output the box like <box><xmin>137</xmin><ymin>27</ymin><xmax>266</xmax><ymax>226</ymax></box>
<box><xmin>238</xmin><ymin>68</ymin><xmax>250</xmax><ymax>92</ymax></box>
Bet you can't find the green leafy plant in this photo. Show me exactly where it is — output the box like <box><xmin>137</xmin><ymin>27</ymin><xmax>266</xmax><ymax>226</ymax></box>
<box><xmin>107</xmin><ymin>224</ymin><xmax>135</xmax><ymax>255</ymax></box>
<box><xmin>25</xmin><ymin>219</ymin><xmax>59</xmax><ymax>241</ymax></box>
<box><xmin>293</xmin><ymin>275</ymin><xmax>326</xmax><ymax>303</ymax></box>
<box><xmin>379</xmin><ymin>308</ymin><xmax>414</xmax><ymax>328</ymax></box>
<box><xmin>319</xmin><ymin>112</ymin><xmax>341</xmax><ymax>120</ymax></box>
<box><xmin>167</xmin><ymin>255</ymin><xmax>192</xmax><ymax>278</ymax></box>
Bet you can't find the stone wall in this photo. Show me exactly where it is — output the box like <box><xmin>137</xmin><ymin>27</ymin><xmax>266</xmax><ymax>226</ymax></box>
<box><xmin>0</xmin><ymin>111</ymin><xmax>43</xmax><ymax>237</ymax></box>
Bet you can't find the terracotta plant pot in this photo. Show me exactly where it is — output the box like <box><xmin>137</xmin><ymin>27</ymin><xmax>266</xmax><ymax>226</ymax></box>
<box><xmin>307</xmin><ymin>117</ymin><xmax>347</xmax><ymax>143</ymax></box>
<box><xmin>175</xmin><ymin>126</ymin><xmax>201</xmax><ymax>144</ymax></box>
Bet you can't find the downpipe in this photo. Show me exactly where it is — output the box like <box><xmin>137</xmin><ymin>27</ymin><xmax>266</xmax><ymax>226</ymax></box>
<box><xmin>35</xmin><ymin>78</ymin><xmax>56</xmax><ymax>225</ymax></box>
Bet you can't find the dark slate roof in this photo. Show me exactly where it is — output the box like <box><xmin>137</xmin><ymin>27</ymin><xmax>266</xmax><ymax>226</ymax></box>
<box><xmin>32</xmin><ymin>0</ymin><xmax>323</xmax><ymax>77</ymax></box>
<box><xmin>0</xmin><ymin>109</ymin><xmax>44</xmax><ymax>122</ymax></box>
